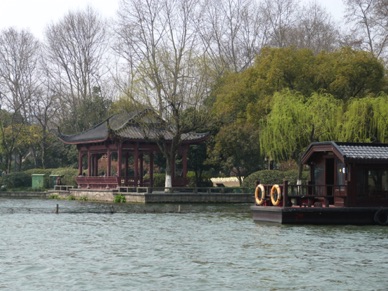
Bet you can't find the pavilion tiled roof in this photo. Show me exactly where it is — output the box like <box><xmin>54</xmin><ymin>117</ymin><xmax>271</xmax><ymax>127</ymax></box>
<box><xmin>302</xmin><ymin>141</ymin><xmax>388</xmax><ymax>164</ymax></box>
<box><xmin>58</xmin><ymin>110</ymin><xmax>208</xmax><ymax>145</ymax></box>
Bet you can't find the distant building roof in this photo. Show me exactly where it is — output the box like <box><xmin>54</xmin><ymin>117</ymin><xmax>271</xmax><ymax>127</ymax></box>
<box><xmin>302</xmin><ymin>141</ymin><xmax>388</xmax><ymax>164</ymax></box>
<box><xmin>58</xmin><ymin>110</ymin><xmax>208</xmax><ymax>145</ymax></box>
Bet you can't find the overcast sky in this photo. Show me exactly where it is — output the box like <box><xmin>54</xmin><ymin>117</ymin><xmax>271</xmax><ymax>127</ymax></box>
<box><xmin>0</xmin><ymin>0</ymin><xmax>345</xmax><ymax>40</ymax></box>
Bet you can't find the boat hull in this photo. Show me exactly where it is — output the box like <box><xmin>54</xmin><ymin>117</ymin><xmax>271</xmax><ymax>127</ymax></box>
<box><xmin>251</xmin><ymin>205</ymin><xmax>388</xmax><ymax>225</ymax></box>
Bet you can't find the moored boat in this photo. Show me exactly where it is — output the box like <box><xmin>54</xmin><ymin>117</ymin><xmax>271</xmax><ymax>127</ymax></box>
<box><xmin>251</xmin><ymin>141</ymin><xmax>388</xmax><ymax>225</ymax></box>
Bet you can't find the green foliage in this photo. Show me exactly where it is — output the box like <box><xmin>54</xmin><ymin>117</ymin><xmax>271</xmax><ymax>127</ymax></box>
<box><xmin>252</xmin><ymin>47</ymin><xmax>316</xmax><ymax>97</ymax></box>
<box><xmin>260</xmin><ymin>90</ymin><xmax>311</xmax><ymax>162</ymax></box>
<box><xmin>213</xmin><ymin>122</ymin><xmax>262</xmax><ymax>180</ymax></box>
<box><xmin>2</xmin><ymin>172</ymin><xmax>31</xmax><ymax>189</ymax></box>
<box><xmin>186</xmin><ymin>171</ymin><xmax>212</xmax><ymax>187</ymax></box>
<box><xmin>306</xmin><ymin>93</ymin><xmax>343</xmax><ymax>141</ymax></box>
<box><xmin>153</xmin><ymin>173</ymin><xmax>166</xmax><ymax>187</ymax></box>
<box><xmin>114</xmin><ymin>194</ymin><xmax>126</xmax><ymax>203</ymax></box>
<box><xmin>339</xmin><ymin>94</ymin><xmax>388</xmax><ymax>142</ymax></box>
<box><xmin>314</xmin><ymin>47</ymin><xmax>385</xmax><ymax>99</ymax></box>
<box><xmin>49</xmin><ymin>194</ymin><xmax>59</xmax><ymax>199</ymax></box>
<box><xmin>24</xmin><ymin>167</ymin><xmax>78</xmax><ymax>188</ymax></box>
<box><xmin>51</xmin><ymin>168</ymin><xmax>78</xmax><ymax>186</ymax></box>
<box><xmin>211</xmin><ymin>69</ymin><xmax>260</xmax><ymax>123</ymax></box>
<box><xmin>242</xmin><ymin>170</ymin><xmax>309</xmax><ymax>188</ymax></box>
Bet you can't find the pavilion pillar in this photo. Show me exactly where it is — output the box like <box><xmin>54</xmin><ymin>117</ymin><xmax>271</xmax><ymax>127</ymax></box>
<box><xmin>93</xmin><ymin>155</ymin><xmax>98</xmax><ymax>176</ymax></box>
<box><xmin>117</xmin><ymin>142</ymin><xmax>122</xmax><ymax>181</ymax></box>
<box><xmin>139</xmin><ymin>153</ymin><xmax>144</xmax><ymax>185</ymax></box>
<box><xmin>134</xmin><ymin>143</ymin><xmax>139</xmax><ymax>186</ymax></box>
<box><xmin>78</xmin><ymin>150</ymin><xmax>83</xmax><ymax>175</ymax></box>
<box><xmin>125</xmin><ymin>152</ymin><xmax>129</xmax><ymax>186</ymax></box>
<box><xmin>87</xmin><ymin>150</ymin><xmax>92</xmax><ymax>176</ymax></box>
<box><xmin>150</xmin><ymin>152</ymin><xmax>154</xmax><ymax>187</ymax></box>
<box><xmin>107</xmin><ymin>148</ymin><xmax>111</xmax><ymax>176</ymax></box>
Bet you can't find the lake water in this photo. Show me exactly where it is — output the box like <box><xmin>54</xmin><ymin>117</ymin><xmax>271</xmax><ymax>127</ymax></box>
<box><xmin>0</xmin><ymin>198</ymin><xmax>387</xmax><ymax>291</ymax></box>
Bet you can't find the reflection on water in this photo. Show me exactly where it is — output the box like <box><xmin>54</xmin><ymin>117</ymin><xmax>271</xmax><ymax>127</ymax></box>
<box><xmin>0</xmin><ymin>198</ymin><xmax>387</xmax><ymax>291</ymax></box>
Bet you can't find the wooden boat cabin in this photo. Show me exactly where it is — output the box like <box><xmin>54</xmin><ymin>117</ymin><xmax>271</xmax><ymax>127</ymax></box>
<box><xmin>58</xmin><ymin>109</ymin><xmax>208</xmax><ymax>189</ymax></box>
<box><xmin>302</xmin><ymin>141</ymin><xmax>388</xmax><ymax>207</ymax></box>
<box><xmin>251</xmin><ymin>141</ymin><xmax>388</xmax><ymax>225</ymax></box>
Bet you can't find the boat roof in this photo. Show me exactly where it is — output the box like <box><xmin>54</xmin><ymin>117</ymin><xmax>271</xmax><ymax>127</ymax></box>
<box><xmin>58</xmin><ymin>110</ymin><xmax>208</xmax><ymax>145</ymax></box>
<box><xmin>301</xmin><ymin>141</ymin><xmax>388</xmax><ymax>164</ymax></box>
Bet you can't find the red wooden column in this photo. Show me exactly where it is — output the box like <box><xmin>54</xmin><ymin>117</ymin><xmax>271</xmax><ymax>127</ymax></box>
<box><xmin>93</xmin><ymin>154</ymin><xmax>98</xmax><ymax>176</ymax></box>
<box><xmin>149</xmin><ymin>152</ymin><xmax>154</xmax><ymax>187</ymax></box>
<box><xmin>117</xmin><ymin>142</ymin><xmax>122</xmax><ymax>185</ymax></box>
<box><xmin>107</xmin><ymin>148</ymin><xmax>111</xmax><ymax>176</ymax></box>
<box><xmin>78</xmin><ymin>150</ymin><xmax>83</xmax><ymax>175</ymax></box>
<box><xmin>134</xmin><ymin>143</ymin><xmax>139</xmax><ymax>186</ymax></box>
<box><xmin>139</xmin><ymin>153</ymin><xmax>144</xmax><ymax>185</ymax></box>
<box><xmin>125</xmin><ymin>151</ymin><xmax>129</xmax><ymax>186</ymax></box>
<box><xmin>87</xmin><ymin>150</ymin><xmax>92</xmax><ymax>176</ymax></box>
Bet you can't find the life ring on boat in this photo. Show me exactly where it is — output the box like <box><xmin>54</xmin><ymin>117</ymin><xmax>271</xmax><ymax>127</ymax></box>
<box><xmin>374</xmin><ymin>208</ymin><xmax>388</xmax><ymax>226</ymax></box>
<box><xmin>255</xmin><ymin>184</ymin><xmax>265</xmax><ymax>205</ymax></box>
<box><xmin>270</xmin><ymin>184</ymin><xmax>282</xmax><ymax>206</ymax></box>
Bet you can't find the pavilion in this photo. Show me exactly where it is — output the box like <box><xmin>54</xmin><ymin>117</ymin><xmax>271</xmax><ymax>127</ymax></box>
<box><xmin>58</xmin><ymin>109</ymin><xmax>208</xmax><ymax>189</ymax></box>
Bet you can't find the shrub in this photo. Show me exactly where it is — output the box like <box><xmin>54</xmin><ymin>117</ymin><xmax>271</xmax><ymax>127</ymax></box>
<box><xmin>51</xmin><ymin>168</ymin><xmax>78</xmax><ymax>186</ymax></box>
<box><xmin>2</xmin><ymin>172</ymin><xmax>31</xmax><ymax>189</ymax></box>
<box><xmin>114</xmin><ymin>194</ymin><xmax>126</xmax><ymax>203</ymax></box>
<box><xmin>152</xmin><ymin>173</ymin><xmax>165</xmax><ymax>187</ymax></box>
<box><xmin>242</xmin><ymin>170</ymin><xmax>309</xmax><ymax>188</ymax></box>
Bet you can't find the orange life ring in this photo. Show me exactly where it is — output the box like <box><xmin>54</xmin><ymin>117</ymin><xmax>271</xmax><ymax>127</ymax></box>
<box><xmin>270</xmin><ymin>184</ymin><xmax>282</xmax><ymax>206</ymax></box>
<box><xmin>255</xmin><ymin>184</ymin><xmax>265</xmax><ymax>205</ymax></box>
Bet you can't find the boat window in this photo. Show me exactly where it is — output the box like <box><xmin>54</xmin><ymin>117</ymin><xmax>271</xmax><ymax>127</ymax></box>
<box><xmin>367</xmin><ymin>169</ymin><xmax>388</xmax><ymax>192</ymax></box>
<box><xmin>357</xmin><ymin>168</ymin><xmax>388</xmax><ymax>197</ymax></box>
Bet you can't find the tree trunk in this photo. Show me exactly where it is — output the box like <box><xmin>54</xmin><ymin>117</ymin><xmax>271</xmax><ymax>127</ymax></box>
<box><xmin>164</xmin><ymin>157</ymin><xmax>173</xmax><ymax>191</ymax></box>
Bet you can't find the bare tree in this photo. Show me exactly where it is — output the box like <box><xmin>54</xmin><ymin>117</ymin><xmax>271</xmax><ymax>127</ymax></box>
<box><xmin>287</xmin><ymin>2</ymin><xmax>341</xmax><ymax>53</ymax></box>
<box><xmin>260</xmin><ymin>0</ymin><xmax>299</xmax><ymax>48</ymax></box>
<box><xmin>0</xmin><ymin>28</ymin><xmax>41</xmax><ymax>121</ymax></box>
<box><xmin>343</xmin><ymin>0</ymin><xmax>388</xmax><ymax>62</ymax></box>
<box><xmin>115</xmin><ymin>0</ymin><xmax>211</xmax><ymax>187</ymax></box>
<box><xmin>0</xmin><ymin>28</ymin><xmax>41</xmax><ymax>172</ymax></box>
<box><xmin>197</xmin><ymin>0</ymin><xmax>268</xmax><ymax>74</ymax></box>
<box><xmin>45</xmin><ymin>6</ymin><xmax>110</xmax><ymax>132</ymax></box>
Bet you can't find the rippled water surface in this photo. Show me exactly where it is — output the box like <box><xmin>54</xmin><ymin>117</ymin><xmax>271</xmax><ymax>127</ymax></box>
<box><xmin>1</xmin><ymin>198</ymin><xmax>388</xmax><ymax>291</ymax></box>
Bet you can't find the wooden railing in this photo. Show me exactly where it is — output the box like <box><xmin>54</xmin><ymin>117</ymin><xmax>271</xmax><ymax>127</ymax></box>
<box><xmin>118</xmin><ymin>186</ymin><xmax>251</xmax><ymax>194</ymax></box>
<box><xmin>76</xmin><ymin>176</ymin><xmax>120</xmax><ymax>189</ymax></box>
<box><xmin>256</xmin><ymin>181</ymin><xmax>347</xmax><ymax>207</ymax></box>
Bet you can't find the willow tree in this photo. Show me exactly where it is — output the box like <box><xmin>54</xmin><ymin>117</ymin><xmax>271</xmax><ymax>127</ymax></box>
<box><xmin>260</xmin><ymin>90</ymin><xmax>343</xmax><ymax>178</ymax></box>
<box><xmin>340</xmin><ymin>95</ymin><xmax>388</xmax><ymax>143</ymax></box>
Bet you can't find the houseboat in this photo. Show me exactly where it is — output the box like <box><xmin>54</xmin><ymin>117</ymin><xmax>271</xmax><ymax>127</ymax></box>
<box><xmin>251</xmin><ymin>141</ymin><xmax>388</xmax><ymax>225</ymax></box>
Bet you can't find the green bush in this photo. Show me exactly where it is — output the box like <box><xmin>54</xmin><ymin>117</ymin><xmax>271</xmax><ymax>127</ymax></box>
<box><xmin>242</xmin><ymin>170</ymin><xmax>309</xmax><ymax>188</ymax></box>
<box><xmin>186</xmin><ymin>171</ymin><xmax>213</xmax><ymax>187</ymax></box>
<box><xmin>152</xmin><ymin>173</ymin><xmax>165</xmax><ymax>187</ymax></box>
<box><xmin>51</xmin><ymin>168</ymin><xmax>78</xmax><ymax>186</ymax></box>
<box><xmin>114</xmin><ymin>194</ymin><xmax>126</xmax><ymax>203</ymax></box>
<box><xmin>2</xmin><ymin>172</ymin><xmax>31</xmax><ymax>189</ymax></box>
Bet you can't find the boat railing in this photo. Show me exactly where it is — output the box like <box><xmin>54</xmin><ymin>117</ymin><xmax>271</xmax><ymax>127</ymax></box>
<box><xmin>256</xmin><ymin>181</ymin><xmax>347</xmax><ymax>207</ymax></box>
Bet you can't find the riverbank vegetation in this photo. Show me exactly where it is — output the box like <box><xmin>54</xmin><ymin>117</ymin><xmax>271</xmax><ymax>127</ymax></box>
<box><xmin>1</xmin><ymin>0</ymin><xmax>387</xmax><ymax>189</ymax></box>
